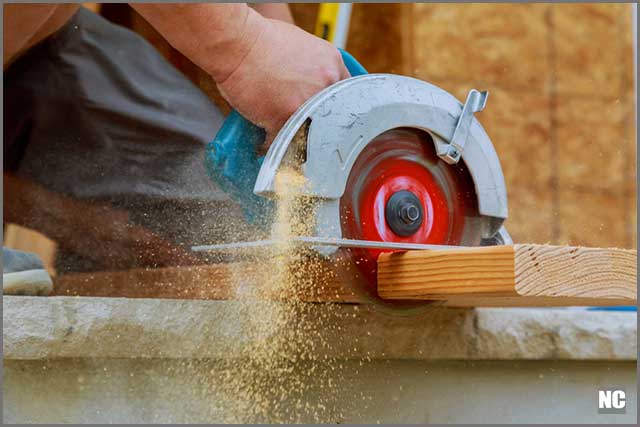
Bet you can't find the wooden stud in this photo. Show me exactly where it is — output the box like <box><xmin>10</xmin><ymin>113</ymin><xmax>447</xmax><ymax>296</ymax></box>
<box><xmin>54</xmin><ymin>244</ymin><xmax>636</xmax><ymax>307</ymax></box>
<box><xmin>53</xmin><ymin>261</ymin><xmax>364</xmax><ymax>303</ymax></box>
<box><xmin>378</xmin><ymin>244</ymin><xmax>637</xmax><ymax>306</ymax></box>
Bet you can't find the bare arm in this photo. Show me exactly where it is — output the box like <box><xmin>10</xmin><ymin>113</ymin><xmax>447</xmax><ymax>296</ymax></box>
<box><xmin>130</xmin><ymin>3</ymin><xmax>258</xmax><ymax>83</ymax></box>
<box><xmin>132</xmin><ymin>3</ymin><xmax>348</xmax><ymax>143</ymax></box>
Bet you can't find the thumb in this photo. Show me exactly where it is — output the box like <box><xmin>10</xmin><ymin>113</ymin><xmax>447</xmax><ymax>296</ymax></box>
<box><xmin>339</xmin><ymin>60</ymin><xmax>351</xmax><ymax>79</ymax></box>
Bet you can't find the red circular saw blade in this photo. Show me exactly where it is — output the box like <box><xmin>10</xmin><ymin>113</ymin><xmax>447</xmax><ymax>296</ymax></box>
<box><xmin>338</xmin><ymin>128</ymin><xmax>480</xmax><ymax>308</ymax></box>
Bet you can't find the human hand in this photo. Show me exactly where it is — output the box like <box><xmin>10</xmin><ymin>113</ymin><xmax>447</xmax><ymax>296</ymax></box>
<box><xmin>216</xmin><ymin>12</ymin><xmax>351</xmax><ymax>146</ymax></box>
<box><xmin>132</xmin><ymin>4</ymin><xmax>350</xmax><ymax>146</ymax></box>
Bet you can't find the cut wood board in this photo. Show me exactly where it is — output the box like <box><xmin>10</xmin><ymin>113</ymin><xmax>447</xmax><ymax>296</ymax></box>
<box><xmin>378</xmin><ymin>244</ymin><xmax>637</xmax><ymax>306</ymax></box>
<box><xmin>54</xmin><ymin>244</ymin><xmax>636</xmax><ymax>307</ymax></box>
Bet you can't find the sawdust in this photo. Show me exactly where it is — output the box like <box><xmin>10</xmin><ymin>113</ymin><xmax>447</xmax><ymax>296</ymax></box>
<box><xmin>207</xmin><ymin>167</ymin><xmax>369</xmax><ymax>423</ymax></box>
<box><xmin>146</xmin><ymin>166</ymin><xmax>372</xmax><ymax>422</ymax></box>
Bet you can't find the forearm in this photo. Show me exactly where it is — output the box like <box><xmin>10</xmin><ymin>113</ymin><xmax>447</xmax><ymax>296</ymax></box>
<box><xmin>133</xmin><ymin>3</ymin><xmax>349</xmax><ymax>141</ymax></box>
<box><xmin>131</xmin><ymin>3</ymin><xmax>264</xmax><ymax>83</ymax></box>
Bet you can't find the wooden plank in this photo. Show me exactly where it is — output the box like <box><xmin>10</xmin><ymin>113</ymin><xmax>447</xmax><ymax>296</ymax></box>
<box><xmin>54</xmin><ymin>244</ymin><xmax>636</xmax><ymax>307</ymax></box>
<box><xmin>53</xmin><ymin>262</ymin><xmax>364</xmax><ymax>303</ymax></box>
<box><xmin>378</xmin><ymin>244</ymin><xmax>637</xmax><ymax>306</ymax></box>
<box><xmin>53</xmin><ymin>264</ymin><xmax>237</xmax><ymax>300</ymax></box>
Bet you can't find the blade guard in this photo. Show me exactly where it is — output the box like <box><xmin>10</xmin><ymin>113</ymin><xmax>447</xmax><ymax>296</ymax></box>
<box><xmin>254</xmin><ymin>74</ymin><xmax>510</xmax><ymax>253</ymax></box>
<box><xmin>204</xmin><ymin>50</ymin><xmax>367</xmax><ymax>226</ymax></box>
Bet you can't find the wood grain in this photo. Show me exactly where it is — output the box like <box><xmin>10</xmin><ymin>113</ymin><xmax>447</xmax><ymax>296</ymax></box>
<box><xmin>378</xmin><ymin>244</ymin><xmax>637</xmax><ymax>306</ymax></box>
<box><xmin>54</xmin><ymin>244</ymin><xmax>636</xmax><ymax>307</ymax></box>
<box><xmin>54</xmin><ymin>264</ymin><xmax>239</xmax><ymax>300</ymax></box>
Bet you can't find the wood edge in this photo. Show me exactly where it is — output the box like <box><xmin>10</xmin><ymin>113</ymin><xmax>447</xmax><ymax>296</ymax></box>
<box><xmin>513</xmin><ymin>244</ymin><xmax>637</xmax><ymax>303</ymax></box>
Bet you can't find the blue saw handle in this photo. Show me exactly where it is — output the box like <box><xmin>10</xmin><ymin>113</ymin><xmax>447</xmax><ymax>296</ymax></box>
<box><xmin>205</xmin><ymin>49</ymin><xmax>367</xmax><ymax>226</ymax></box>
<box><xmin>339</xmin><ymin>49</ymin><xmax>368</xmax><ymax>77</ymax></box>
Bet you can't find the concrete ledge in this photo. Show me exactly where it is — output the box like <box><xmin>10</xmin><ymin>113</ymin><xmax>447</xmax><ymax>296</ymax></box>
<box><xmin>3</xmin><ymin>296</ymin><xmax>636</xmax><ymax>360</ymax></box>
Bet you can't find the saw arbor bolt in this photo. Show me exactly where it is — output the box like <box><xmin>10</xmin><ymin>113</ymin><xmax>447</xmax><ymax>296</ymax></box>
<box><xmin>385</xmin><ymin>190</ymin><xmax>424</xmax><ymax>237</ymax></box>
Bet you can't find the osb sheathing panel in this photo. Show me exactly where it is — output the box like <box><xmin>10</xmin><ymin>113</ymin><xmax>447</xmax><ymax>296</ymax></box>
<box><xmin>554</xmin><ymin>4</ymin><xmax>633</xmax><ymax>98</ymax></box>
<box><xmin>407</xmin><ymin>3</ymin><xmax>635</xmax><ymax>248</ymax></box>
<box><xmin>411</xmin><ymin>3</ymin><xmax>550</xmax><ymax>92</ymax></box>
<box><xmin>293</xmin><ymin>3</ymin><xmax>410</xmax><ymax>74</ymax></box>
<box><xmin>556</xmin><ymin>96</ymin><xmax>632</xmax><ymax>192</ymax></box>
<box><xmin>630</xmin><ymin>191</ymin><xmax>637</xmax><ymax>249</ymax></box>
<box><xmin>507</xmin><ymin>188</ymin><xmax>554</xmax><ymax>244</ymax></box>
<box><xmin>345</xmin><ymin>3</ymin><xmax>408</xmax><ymax>74</ymax></box>
<box><xmin>291</xmin><ymin>3</ymin><xmax>635</xmax><ymax>248</ymax></box>
<box><xmin>558</xmin><ymin>190</ymin><xmax>630</xmax><ymax>248</ymax></box>
<box><xmin>551</xmin><ymin>5</ymin><xmax>636</xmax><ymax>248</ymax></box>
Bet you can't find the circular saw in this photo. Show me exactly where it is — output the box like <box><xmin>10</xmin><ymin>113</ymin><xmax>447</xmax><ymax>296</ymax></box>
<box><xmin>198</xmin><ymin>50</ymin><xmax>511</xmax><ymax>309</ymax></box>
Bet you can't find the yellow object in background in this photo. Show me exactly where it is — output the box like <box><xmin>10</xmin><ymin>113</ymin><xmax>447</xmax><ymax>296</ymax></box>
<box><xmin>315</xmin><ymin>3</ymin><xmax>340</xmax><ymax>41</ymax></box>
<box><xmin>314</xmin><ymin>3</ymin><xmax>352</xmax><ymax>49</ymax></box>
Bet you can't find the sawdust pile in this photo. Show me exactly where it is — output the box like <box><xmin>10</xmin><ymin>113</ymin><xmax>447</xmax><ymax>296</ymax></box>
<box><xmin>207</xmin><ymin>168</ymin><xmax>370</xmax><ymax>423</ymax></box>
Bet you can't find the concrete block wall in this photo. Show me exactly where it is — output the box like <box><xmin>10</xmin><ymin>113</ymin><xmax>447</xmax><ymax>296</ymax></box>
<box><xmin>3</xmin><ymin>297</ymin><xmax>638</xmax><ymax>423</ymax></box>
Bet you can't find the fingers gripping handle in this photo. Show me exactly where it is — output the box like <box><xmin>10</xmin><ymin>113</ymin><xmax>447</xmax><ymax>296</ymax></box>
<box><xmin>204</xmin><ymin>109</ymin><xmax>268</xmax><ymax>225</ymax></box>
<box><xmin>205</xmin><ymin>49</ymin><xmax>367</xmax><ymax>225</ymax></box>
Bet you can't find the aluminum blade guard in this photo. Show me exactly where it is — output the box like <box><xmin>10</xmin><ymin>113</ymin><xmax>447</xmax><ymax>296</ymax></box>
<box><xmin>254</xmin><ymin>74</ymin><xmax>511</xmax><ymax>309</ymax></box>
